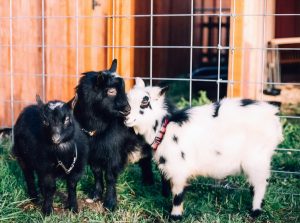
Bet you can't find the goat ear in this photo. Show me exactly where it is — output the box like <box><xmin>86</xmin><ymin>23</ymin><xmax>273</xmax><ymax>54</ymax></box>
<box><xmin>67</xmin><ymin>93</ymin><xmax>78</xmax><ymax>110</ymax></box>
<box><xmin>36</xmin><ymin>94</ymin><xmax>44</xmax><ymax>107</ymax></box>
<box><xmin>159</xmin><ymin>86</ymin><xmax>169</xmax><ymax>96</ymax></box>
<box><xmin>135</xmin><ymin>77</ymin><xmax>145</xmax><ymax>88</ymax></box>
<box><xmin>109</xmin><ymin>59</ymin><xmax>117</xmax><ymax>73</ymax></box>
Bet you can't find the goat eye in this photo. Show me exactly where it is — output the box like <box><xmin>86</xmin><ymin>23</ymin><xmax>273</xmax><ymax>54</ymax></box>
<box><xmin>140</xmin><ymin>96</ymin><xmax>150</xmax><ymax>109</ymax></box>
<box><xmin>107</xmin><ymin>88</ymin><xmax>117</xmax><ymax>96</ymax></box>
<box><xmin>43</xmin><ymin>120</ymin><xmax>49</xmax><ymax>126</ymax></box>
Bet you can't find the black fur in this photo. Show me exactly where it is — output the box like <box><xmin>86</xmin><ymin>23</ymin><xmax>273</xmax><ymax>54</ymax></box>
<box><xmin>170</xmin><ymin>214</ymin><xmax>183</xmax><ymax>221</ymax></box>
<box><xmin>215</xmin><ymin>151</ymin><xmax>222</xmax><ymax>156</ymax></box>
<box><xmin>173</xmin><ymin>135</ymin><xmax>178</xmax><ymax>143</ymax></box>
<box><xmin>153</xmin><ymin>120</ymin><xmax>158</xmax><ymax>132</ymax></box>
<box><xmin>250</xmin><ymin>209</ymin><xmax>262</xmax><ymax>218</ymax></box>
<box><xmin>13</xmin><ymin>96</ymin><xmax>88</xmax><ymax>215</ymax></box>
<box><xmin>159</xmin><ymin>156</ymin><xmax>166</xmax><ymax>164</ymax></box>
<box><xmin>169</xmin><ymin>109</ymin><xmax>190</xmax><ymax>126</ymax></box>
<box><xmin>240</xmin><ymin>99</ymin><xmax>257</xmax><ymax>107</ymax></box>
<box><xmin>73</xmin><ymin>60</ymin><xmax>154</xmax><ymax>211</ymax></box>
<box><xmin>212</xmin><ymin>101</ymin><xmax>221</xmax><ymax>118</ymax></box>
<box><xmin>181</xmin><ymin>151</ymin><xmax>185</xmax><ymax>160</ymax></box>
<box><xmin>173</xmin><ymin>190</ymin><xmax>185</xmax><ymax>206</ymax></box>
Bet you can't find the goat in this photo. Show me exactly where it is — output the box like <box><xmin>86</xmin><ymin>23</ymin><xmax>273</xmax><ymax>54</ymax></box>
<box><xmin>13</xmin><ymin>95</ymin><xmax>88</xmax><ymax>215</ymax></box>
<box><xmin>72</xmin><ymin>59</ymin><xmax>154</xmax><ymax>211</ymax></box>
<box><xmin>125</xmin><ymin>78</ymin><xmax>283</xmax><ymax>220</ymax></box>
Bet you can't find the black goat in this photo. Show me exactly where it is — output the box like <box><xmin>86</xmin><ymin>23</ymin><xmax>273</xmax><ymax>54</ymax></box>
<box><xmin>72</xmin><ymin>59</ymin><xmax>154</xmax><ymax>211</ymax></box>
<box><xmin>13</xmin><ymin>95</ymin><xmax>88</xmax><ymax>215</ymax></box>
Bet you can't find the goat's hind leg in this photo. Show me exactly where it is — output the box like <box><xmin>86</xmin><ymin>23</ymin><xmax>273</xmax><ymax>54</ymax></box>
<box><xmin>17</xmin><ymin>157</ymin><xmax>39</xmax><ymax>203</ymax></box>
<box><xmin>170</xmin><ymin>178</ymin><xmax>187</xmax><ymax>220</ymax></box>
<box><xmin>243</xmin><ymin>159</ymin><xmax>270</xmax><ymax>218</ymax></box>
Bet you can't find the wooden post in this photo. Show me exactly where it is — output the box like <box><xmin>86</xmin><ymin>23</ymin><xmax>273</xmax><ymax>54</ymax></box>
<box><xmin>228</xmin><ymin>0</ymin><xmax>275</xmax><ymax>99</ymax></box>
<box><xmin>227</xmin><ymin>0</ymin><xmax>244</xmax><ymax>97</ymax></box>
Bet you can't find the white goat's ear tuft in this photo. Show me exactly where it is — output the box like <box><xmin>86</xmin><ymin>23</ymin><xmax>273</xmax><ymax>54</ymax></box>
<box><xmin>135</xmin><ymin>77</ymin><xmax>145</xmax><ymax>88</ymax></box>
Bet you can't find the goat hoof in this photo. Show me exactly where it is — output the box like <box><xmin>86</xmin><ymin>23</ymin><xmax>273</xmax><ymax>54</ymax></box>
<box><xmin>250</xmin><ymin>209</ymin><xmax>262</xmax><ymax>218</ymax></box>
<box><xmin>68</xmin><ymin>206</ymin><xmax>79</xmax><ymax>213</ymax></box>
<box><xmin>89</xmin><ymin>191</ymin><xmax>102</xmax><ymax>202</ymax></box>
<box><xmin>170</xmin><ymin>214</ymin><xmax>183</xmax><ymax>221</ymax></box>
<box><xmin>42</xmin><ymin>206</ymin><xmax>53</xmax><ymax>216</ymax></box>
<box><xmin>103</xmin><ymin>199</ymin><xmax>117</xmax><ymax>211</ymax></box>
<box><xmin>30</xmin><ymin>196</ymin><xmax>40</xmax><ymax>204</ymax></box>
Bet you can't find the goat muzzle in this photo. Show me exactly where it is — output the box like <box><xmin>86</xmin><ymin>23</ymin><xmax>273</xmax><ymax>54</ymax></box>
<box><xmin>119</xmin><ymin>105</ymin><xmax>131</xmax><ymax>116</ymax></box>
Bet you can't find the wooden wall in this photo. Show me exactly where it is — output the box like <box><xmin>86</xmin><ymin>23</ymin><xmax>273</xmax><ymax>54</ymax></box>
<box><xmin>0</xmin><ymin>0</ymin><xmax>233</xmax><ymax>126</ymax></box>
<box><xmin>0</xmin><ymin>0</ymin><xmax>109</xmax><ymax>126</ymax></box>
<box><xmin>0</xmin><ymin>0</ymin><xmax>249</xmax><ymax>126</ymax></box>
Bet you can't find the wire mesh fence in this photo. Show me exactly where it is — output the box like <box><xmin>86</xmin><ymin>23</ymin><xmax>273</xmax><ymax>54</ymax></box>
<box><xmin>0</xmin><ymin>0</ymin><xmax>299</xmax><ymax>197</ymax></box>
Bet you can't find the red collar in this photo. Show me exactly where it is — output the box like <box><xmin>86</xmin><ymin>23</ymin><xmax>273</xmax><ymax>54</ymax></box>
<box><xmin>151</xmin><ymin>117</ymin><xmax>169</xmax><ymax>151</ymax></box>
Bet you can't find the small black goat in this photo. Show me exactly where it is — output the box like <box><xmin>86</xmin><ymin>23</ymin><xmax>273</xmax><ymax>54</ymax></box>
<box><xmin>13</xmin><ymin>95</ymin><xmax>88</xmax><ymax>215</ymax></box>
<box><xmin>72</xmin><ymin>59</ymin><xmax>154</xmax><ymax>211</ymax></box>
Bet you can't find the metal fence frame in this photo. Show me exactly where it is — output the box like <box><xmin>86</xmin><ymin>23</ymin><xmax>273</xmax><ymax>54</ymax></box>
<box><xmin>1</xmin><ymin>0</ymin><xmax>299</xmax><ymax>196</ymax></box>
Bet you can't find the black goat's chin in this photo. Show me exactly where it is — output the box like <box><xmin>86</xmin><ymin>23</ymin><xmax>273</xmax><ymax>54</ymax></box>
<box><xmin>56</xmin><ymin>141</ymin><xmax>73</xmax><ymax>151</ymax></box>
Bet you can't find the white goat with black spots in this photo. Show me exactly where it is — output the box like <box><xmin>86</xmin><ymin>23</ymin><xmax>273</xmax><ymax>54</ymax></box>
<box><xmin>125</xmin><ymin>78</ymin><xmax>283</xmax><ymax>220</ymax></box>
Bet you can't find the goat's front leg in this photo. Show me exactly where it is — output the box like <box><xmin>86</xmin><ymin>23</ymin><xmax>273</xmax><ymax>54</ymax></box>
<box><xmin>91</xmin><ymin>165</ymin><xmax>104</xmax><ymax>201</ymax></box>
<box><xmin>103</xmin><ymin>168</ymin><xmax>118</xmax><ymax>211</ymax></box>
<box><xmin>66</xmin><ymin>176</ymin><xmax>79</xmax><ymax>213</ymax></box>
<box><xmin>170</xmin><ymin>178</ymin><xmax>186</xmax><ymax>220</ymax></box>
<box><xmin>139</xmin><ymin>156</ymin><xmax>154</xmax><ymax>185</ymax></box>
<box><xmin>161</xmin><ymin>174</ymin><xmax>171</xmax><ymax>197</ymax></box>
<box><xmin>40</xmin><ymin>174</ymin><xmax>56</xmax><ymax>216</ymax></box>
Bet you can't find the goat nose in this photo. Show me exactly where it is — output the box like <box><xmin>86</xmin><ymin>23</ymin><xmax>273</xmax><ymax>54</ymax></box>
<box><xmin>52</xmin><ymin>134</ymin><xmax>61</xmax><ymax>144</ymax></box>
<box><xmin>125</xmin><ymin>104</ymin><xmax>131</xmax><ymax>113</ymax></box>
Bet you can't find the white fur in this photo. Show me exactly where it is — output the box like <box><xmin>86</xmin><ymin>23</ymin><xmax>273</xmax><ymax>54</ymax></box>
<box><xmin>48</xmin><ymin>102</ymin><xmax>64</xmax><ymax>110</ymax></box>
<box><xmin>125</xmin><ymin>78</ymin><xmax>283</xmax><ymax>217</ymax></box>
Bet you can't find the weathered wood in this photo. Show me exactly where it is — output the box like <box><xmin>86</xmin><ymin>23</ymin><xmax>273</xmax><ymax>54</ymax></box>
<box><xmin>0</xmin><ymin>0</ymin><xmax>42</xmax><ymax>126</ymax></box>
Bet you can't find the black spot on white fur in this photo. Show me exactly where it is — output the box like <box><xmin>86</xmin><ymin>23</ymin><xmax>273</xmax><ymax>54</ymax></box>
<box><xmin>173</xmin><ymin>190</ymin><xmax>185</xmax><ymax>206</ymax></box>
<box><xmin>215</xmin><ymin>151</ymin><xmax>221</xmax><ymax>156</ymax></box>
<box><xmin>170</xmin><ymin>109</ymin><xmax>189</xmax><ymax>126</ymax></box>
<box><xmin>181</xmin><ymin>151</ymin><xmax>185</xmax><ymax>160</ymax></box>
<box><xmin>212</xmin><ymin>101</ymin><xmax>221</xmax><ymax>118</ymax></box>
<box><xmin>159</xmin><ymin>156</ymin><xmax>166</xmax><ymax>164</ymax></box>
<box><xmin>139</xmin><ymin>110</ymin><xmax>144</xmax><ymax>115</ymax></box>
<box><xmin>240</xmin><ymin>99</ymin><xmax>257</xmax><ymax>107</ymax></box>
<box><xmin>173</xmin><ymin>135</ymin><xmax>178</xmax><ymax>143</ymax></box>
<box><xmin>153</xmin><ymin>120</ymin><xmax>158</xmax><ymax>132</ymax></box>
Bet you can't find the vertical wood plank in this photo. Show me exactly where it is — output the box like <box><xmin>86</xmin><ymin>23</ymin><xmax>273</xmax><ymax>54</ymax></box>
<box><xmin>79</xmin><ymin>0</ymin><xmax>107</xmax><ymax>74</ymax></box>
<box><xmin>228</xmin><ymin>0</ymin><xmax>244</xmax><ymax>97</ymax></box>
<box><xmin>0</xmin><ymin>1</ymin><xmax>11</xmax><ymax>126</ymax></box>
<box><xmin>45</xmin><ymin>0</ymin><xmax>76</xmax><ymax>101</ymax></box>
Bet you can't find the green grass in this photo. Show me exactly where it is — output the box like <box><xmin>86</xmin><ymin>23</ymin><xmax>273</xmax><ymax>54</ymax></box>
<box><xmin>0</xmin><ymin>130</ymin><xmax>299</xmax><ymax>223</ymax></box>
